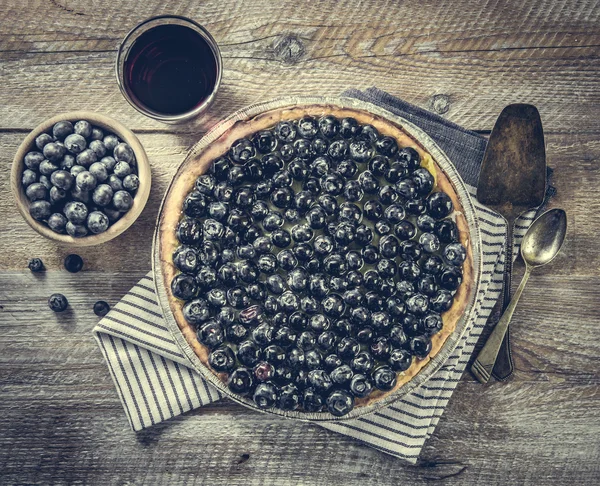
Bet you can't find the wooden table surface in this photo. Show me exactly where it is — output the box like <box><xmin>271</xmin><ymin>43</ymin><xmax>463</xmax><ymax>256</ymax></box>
<box><xmin>1</xmin><ymin>1</ymin><xmax>599</xmax><ymax>484</ymax></box>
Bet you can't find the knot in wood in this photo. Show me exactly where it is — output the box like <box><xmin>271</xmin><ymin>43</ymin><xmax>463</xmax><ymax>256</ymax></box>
<box><xmin>430</xmin><ymin>94</ymin><xmax>451</xmax><ymax>115</ymax></box>
<box><xmin>272</xmin><ymin>34</ymin><xmax>305</xmax><ymax>64</ymax></box>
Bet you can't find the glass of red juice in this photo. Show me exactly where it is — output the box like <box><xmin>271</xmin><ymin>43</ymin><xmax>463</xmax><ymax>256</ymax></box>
<box><xmin>116</xmin><ymin>15</ymin><xmax>222</xmax><ymax>123</ymax></box>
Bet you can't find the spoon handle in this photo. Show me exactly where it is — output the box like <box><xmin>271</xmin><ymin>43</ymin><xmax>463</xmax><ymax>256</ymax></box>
<box><xmin>472</xmin><ymin>266</ymin><xmax>532</xmax><ymax>384</ymax></box>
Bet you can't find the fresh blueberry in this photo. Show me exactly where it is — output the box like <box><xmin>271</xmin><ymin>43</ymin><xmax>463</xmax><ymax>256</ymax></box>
<box><xmin>389</xmin><ymin>348</ymin><xmax>413</xmax><ymax>372</ymax></box>
<box><xmin>35</xmin><ymin>134</ymin><xmax>54</xmax><ymax>151</ymax></box>
<box><xmin>113</xmin><ymin>143</ymin><xmax>136</xmax><ymax>164</ymax></box>
<box><xmin>22</xmin><ymin>169</ymin><xmax>38</xmax><ymax>188</ymax></box>
<box><xmin>427</xmin><ymin>192</ymin><xmax>453</xmax><ymax>219</ymax></box>
<box><xmin>38</xmin><ymin>159</ymin><xmax>59</xmax><ymax>176</ymax></box>
<box><xmin>93</xmin><ymin>300</ymin><xmax>110</xmax><ymax>317</ymax></box>
<box><xmin>171</xmin><ymin>273</ymin><xmax>198</xmax><ymax>301</ymax></box>
<box><xmin>349</xmin><ymin>374</ymin><xmax>373</xmax><ymax>398</ymax></box>
<box><xmin>252</xmin><ymin>383</ymin><xmax>279</xmax><ymax>408</ymax></box>
<box><xmin>65</xmin><ymin>222</ymin><xmax>88</xmax><ymax>237</ymax></box>
<box><xmin>209</xmin><ymin>345</ymin><xmax>236</xmax><ymax>372</ymax></box>
<box><xmin>297</xmin><ymin>116</ymin><xmax>319</xmax><ymax>139</ymax></box>
<box><xmin>351</xmin><ymin>351</ymin><xmax>374</xmax><ymax>374</ymax></box>
<box><xmin>394</xmin><ymin>220</ymin><xmax>416</xmax><ymax>241</ymax></box>
<box><xmin>113</xmin><ymin>190</ymin><xmax>133</xmax><ymax>212</ymax></box>
<box><xmin>28</xmin><ymin>258</ymin><xmax>45</xmax><ymax>272</ymax></box>
<box><xmin>25</xmin><ymin>182</ymin><xmax>48</xmax><ymax>202</ymax></box>
<box><xmin>410</xmin><ymin>335</ymin><xmax>432</xmax><ymax>359</ymax></box>
<box><xmin>63</xmin><ymin>201</ymin><xmax>88</xmax><ymax>224</ymax></box>
<box><xmin>228</xmin><ymin>368</ymin><xmax>254</xmax><ymax>395</ymax></box>
<box><xmin>73</xmin><ymin>120</ymin><xmax>92</xmax><ymax>138</ymax></box>
<box><xmin>103</xmin><ymin>134</ymin><xmax>120</xmax><ymax>152</ymax></box>
<box><xmin>435</xmin><ymin>219</ymin><xmax>459</xmax><ymax>243</ymax></box>
<box><xmin>52</xmin><ymin>121</ymin><xmax>73</xmax><ymax>141</ymax></box>
<box><xmin>89</xmin><ymin>140</ymin><xmax>107</xmax><ymax>158</ymax></box>
<box><xmin>326</xmin><ymin>389</ymin><xmax>354</xmax><ymax>417</ymax></box>
<box><xmin>43</xmin><ymin>143</ymin><xmax>67</xmax><ymax>163</ymax></box>
<box><xmin>274</xmin><ymin>121</ymin><xmax>297</xmax><ymax>143</ymax></box>
<box><xmin>357</xmin><ymin>170</ymin><xmax>379</xmax><ymax>193</ymax></box>
<box><xmin>439</xmin><ymin>265</ymin><xmax>462</xmax><ymax>291</ymax></box>
<box><xmin>372</xmin><ymin>366</ymin><xmax>397</xmax><ymax>391</ymax></box>
<box><xmin>91</xmin><ymin>127</ymin><xmax>104</xmax><ymax>141</ymax></box>
<box><xmin>123</xmin><ymin>174</ymin><xmax>140</xmax><ymax>192</ymax></box>
<box><xmin>303</xmin><ymin>387</ymin><xmax>324</xmax><ymax>412</ymax></box>
<box><xmin>76</xmin><ymin>149</ymin><xmax>98</xmax><ymax>168</ymax></box>
<box><xmin>64</xmin><ymin>133</ymin><xmax>87</xmax><ymax>154</ymax></box>
<box><xmin>47</xmin><ymin>213</ymin><xmax>68</xmax><ymax>233</ymax></box>
<box><xmin>87</xmin><ymin>211</ymin><xmax>109</xmax><ymax>234</ymax></box>
<box><xmin>48</xmin><ymin>293</ymin><xmax>69</xmax><ymax>312</ymax></box>
<box><xmin>420</xmin><ymin>232</ymin><xmax>441</xmax><ymax>253</ymax></box>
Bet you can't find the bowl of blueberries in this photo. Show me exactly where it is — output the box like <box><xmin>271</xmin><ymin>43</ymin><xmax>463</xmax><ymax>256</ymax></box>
<box><xmin>11</xmin><ymin>111</ymin><xmax>151</xmax><ymax>246</ymax></box>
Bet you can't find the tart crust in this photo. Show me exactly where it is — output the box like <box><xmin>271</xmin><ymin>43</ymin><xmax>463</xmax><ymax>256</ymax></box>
<box><xmin>158</xmin><ymin>104</ymin><xmax>474</xmax><ymax>409</ymax></box>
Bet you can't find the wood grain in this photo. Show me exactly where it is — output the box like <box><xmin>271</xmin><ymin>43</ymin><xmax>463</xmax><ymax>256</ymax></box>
<box><xmin>0</xmin><ymin>0</ymin><xmax>598</xmax><ymax>132</ymax></box>
<box><xmin>1</xmin><ymin>0</ymin><xmax>600</xmax><ymax>484</ymax></box>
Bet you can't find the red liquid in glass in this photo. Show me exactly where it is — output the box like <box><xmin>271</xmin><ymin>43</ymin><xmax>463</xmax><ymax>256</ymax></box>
<box><xmin>124</xmin><ymin>24</ymin><xmax>217</xmax><ymax>115</ymax></box>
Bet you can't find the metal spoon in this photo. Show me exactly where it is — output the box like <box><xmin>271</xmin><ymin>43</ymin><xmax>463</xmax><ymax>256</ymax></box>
<box><xmin>472</xmin><ymin>208</ymin><xmax>567</xmax><ymax>383</ymax></box>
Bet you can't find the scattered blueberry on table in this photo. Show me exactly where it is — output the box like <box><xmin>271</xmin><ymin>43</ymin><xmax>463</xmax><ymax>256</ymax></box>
<box><xmin>22</xmin><ymin>120</ymin><xmax>138</xmax><ymax>237</ymax></box>
<box><xmin>64</xmin><ymin>254</ymin><xmax>84</xmax><ymax>273</ymax></box>
<box><xmin>170</xmin><ymin>115</ymin><xmax>467</xmax><ymax>416</ymax></box>
<box><xmin>48</xmin><ymin>293</ymin><xmax>69</xmax><ymax>312</ymax></box>
<box><xmin>93</xmin><ymin>301</ymin><xmax>111</xmax><ymax>317</ymax></box>
<box><xmin>28</xmin><ymin>258</ymin><xmax>45</xmax><ymax>272</ymax></box>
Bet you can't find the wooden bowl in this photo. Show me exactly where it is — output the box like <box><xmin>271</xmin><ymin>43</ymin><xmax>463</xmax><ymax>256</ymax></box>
<box><xmin>11</xmin><ymin>111</ymin><xmax>151</xmax><ymax>246</ymax></box>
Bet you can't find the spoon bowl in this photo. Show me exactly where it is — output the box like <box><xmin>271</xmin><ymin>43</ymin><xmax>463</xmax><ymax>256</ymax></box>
<box><xmin>521</xmin><ymin>209</ymin><xmax>567</xmax><ymax>267</ymax></box>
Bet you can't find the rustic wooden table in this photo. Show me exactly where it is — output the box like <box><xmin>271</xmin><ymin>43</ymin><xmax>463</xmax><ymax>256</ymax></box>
<box><xmin>1</xmin><ymin>1</ymin><xmax>599</xmax><ymax>484</ymax></box>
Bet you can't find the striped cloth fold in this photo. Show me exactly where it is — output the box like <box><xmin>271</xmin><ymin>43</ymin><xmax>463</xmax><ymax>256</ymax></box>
<box><xmin>92</xmin><ymin>89</ymin><xmax>544</xmax><ymax>463</ymax></box>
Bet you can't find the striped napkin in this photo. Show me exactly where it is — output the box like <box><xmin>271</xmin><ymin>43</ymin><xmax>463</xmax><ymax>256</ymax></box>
<box><xmin>93</xmin><ymin>88</ymin><xmax>545</xmax><ymax>463</ymax></box>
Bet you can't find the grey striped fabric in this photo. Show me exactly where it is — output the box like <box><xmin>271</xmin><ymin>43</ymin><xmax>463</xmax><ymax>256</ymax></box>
<box><xmin>92</xmin><ymin>90</ymin><xmax>540</xmax><ymax>463</ymax></box>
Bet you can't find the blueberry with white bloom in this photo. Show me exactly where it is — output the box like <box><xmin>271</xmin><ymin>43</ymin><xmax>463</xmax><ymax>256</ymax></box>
<box><xmin>66</xmin><ymin>221</ymin><xmax>88</xmax><ymax>237</ymax></box>
<box><xmin>50</xmin><ymin>170</ymin><xmax>74</xmax><ymax>190</ymax></box>
<box><xmin>43</xmin><ymin>142</ymin><xmax>66</xmax><ymax>162</ymax></box>
<box><xmin>39</xmin><ymin>159</ymin><xmax>59</xmax><ymax>176</ymax></box>
<box><xmin>24</xmin><ymin>151</ymin><xmax>45</xmax><ymax>170</ymax></box>
<box><xmin>92</xmin><ymin>184</ymin><xmax>114</xmax><ymax>207</ymax></box>
<box><xmin>64</xmin><ymin>201</ymin><xmax>88</xmax><ymax>224</ymax></box>
<box><xmin>107</xmin><ymin>174</ymin><xmax>124</xmax><ymax>192</ymax></box>
<box><xmin>52</xmin><ymin>121</ymin><xmax>73</xmax><ymax>140</ymax></box>
<box><xmin>48</xmin><ymin>213</ymin><xmax>68</xmax><ymax>233</ymax></box>
<box><xmin>113</xmin><ymin>161</ymin><xmax>131</xmax><ymax>178</ymax></box>
<box><xmin>103</xmin><ymin>134</ymin><xmax>120</xmax><ymax>152</ymax></box>
<box><xmin>113</xmin><ymin>143</ymin><xmax>135</xmax><ymax>164</ymax></box>
<box><xmin>100</xmin><ymin>156</ymin><xmax>117</xmax><ymax>171</ymax></box>
<box><xmin>64</xmin><ymin>133</ymin><xmax>87</xmax><ymax>154</ymax></box>
<box><xmin>25</xmin><ymin>182</ymin><xmax>48</xmax><ymax>202</ymax></box>
<box><xmin>22</xmin><ymin>169</ymin><xmax>37</xmax><ymax>187</ymax></box>
<box><xmin>76</xmin><ymin>148</ymin><xmax>98</xmax><ymax>167</ymax></box>
<box><xmin>29</xmin><ymin>200</ymin><xmax>52</xmax><ymax>221</ymax></box>
<box><xmin>74</xmin><ymin>120</ymin><xmax>92</xmax><ymax>138</ymax></box>
<box><xmin>87</xmin><ymin>211</ymin><xmax>109</xmax><ymax>234</ymax></box>
<box><xmin>76</xmin><ymin>171</ymin><xmax>97</xmax><ymax>191</ymax></box>
<box><xmin>123</xmin><ymin>174</ymin><xmax>140</xmax><ymax>193</ymax></box>
<box><xmin>88</xmin><ymin>162</ymin><xmax>108</xmax><ymax>183</ymax></box>
<box><xmin>113</xmin><ymin>190</ymin><xmax>133</xmax><ymax>211</ymax></box>
<box><xmin>89</xmin><ymin>139</ymin><xmax>107</xmax><ymax>158</ymax></box>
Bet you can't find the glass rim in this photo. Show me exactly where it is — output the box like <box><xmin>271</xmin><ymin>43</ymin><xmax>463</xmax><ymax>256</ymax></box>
<box><xmin>115</xmin><ymin>15</ymin><xmax>223</xmax><ymax>123</ymax></box>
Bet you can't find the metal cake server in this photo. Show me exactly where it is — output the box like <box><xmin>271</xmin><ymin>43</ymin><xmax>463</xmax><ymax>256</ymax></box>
<box><xmin>472</xmin><ymin>209</ymin><xmax>566</xmax><ymax>382</ymax></box>
<box><xmin>472</xmin><ymin>104</ymin><xmax>547</xmax><ymax>383</ymax></box>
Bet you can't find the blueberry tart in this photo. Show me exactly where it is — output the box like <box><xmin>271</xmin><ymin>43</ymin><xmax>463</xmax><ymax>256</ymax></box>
<box><xmin>158</xmin><ymin>102</ymin><xmax>474</xmax><ymax>418</ymax></box>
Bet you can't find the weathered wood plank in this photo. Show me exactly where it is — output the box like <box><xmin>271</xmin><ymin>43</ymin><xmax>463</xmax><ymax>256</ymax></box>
<box><xmin>0</xmin><ymin>0</ymin><xmax>598</xmax><ymax>132</ymax></box>
<box><xmin>0</xmin><ymin>272</ymin><xmax>599</xmax><ymax>485</ymax></box>
<box><xmin>1</xmin><ymin>130</ymin><xmax>598</xmax><ymax>275</ymax></box>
